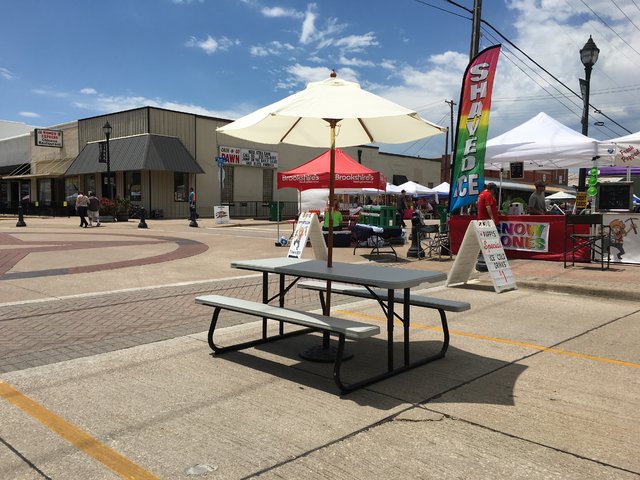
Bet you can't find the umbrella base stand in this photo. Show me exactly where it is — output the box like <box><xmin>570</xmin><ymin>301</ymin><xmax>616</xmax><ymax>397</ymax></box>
<box><xmin>299</xmin><ymin>344</ymin><xmax>353</xmax><ymax>363</ymax></box>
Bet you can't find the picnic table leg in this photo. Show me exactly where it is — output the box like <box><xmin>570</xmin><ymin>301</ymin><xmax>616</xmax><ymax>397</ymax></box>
<box><xmin>279</xmin><ymin>273</ymin><xmax>285</xmax><ymax>335</ymax></box>
<box><xmin>387</xmin><ymin>288</ymin><xmax>394</xmax><ymax>371</ymax></box>
<box><xmin>403</xmin><ymin>288</ymin><xmax>410</xmax><ymax>366</ymax></box>
<box><xmin>262</xmin><ymin>272</ymin><xmax>268</xmax><ymax>339</ymax></box>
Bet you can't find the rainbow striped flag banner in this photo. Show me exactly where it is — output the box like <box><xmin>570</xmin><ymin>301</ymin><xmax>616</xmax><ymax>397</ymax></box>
<box><xmin>449</xmin><ymin>44</ymin><xmax>501</xmax><ymax>212</ymax></box>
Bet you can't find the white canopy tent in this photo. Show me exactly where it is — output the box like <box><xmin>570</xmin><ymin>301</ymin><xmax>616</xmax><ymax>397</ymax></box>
<box><xmin>397</xmin><ymin>180</ymin><xmax>434</xmax><ymax>195</ymax></box>
<box><xmin>545</xmin><ymin>191</ymin><xmax>576</xmax><ymax>202</ymax></box>
<box><xmin>606</xmin><ymin>130</ymin><xmax>640</xmax><ymax>166</ymax></box>
<box><xmin>485</xmin><ymin>112</ymin><xmax>601</xmax><ymax>171</ymax></box>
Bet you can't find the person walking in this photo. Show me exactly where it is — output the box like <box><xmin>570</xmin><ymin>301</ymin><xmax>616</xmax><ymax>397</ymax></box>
<box><xmin>87</xmin><ymin>191</ymin><xmax>100</xmax><ymax>227</ymax></box>
<box><xmin>397</xmin><ymin>190</ymin><xmax>408</xmax><ymax>227</ymax></box>
<box><xmin>188</xmin><ymin>187</ymin><xmax>197</xmax><ymax>222</ymax></box>
<box><xmin>76</xmin><ymin>191</ymin><xmax>90</xmax><ymax>228</ymax></box>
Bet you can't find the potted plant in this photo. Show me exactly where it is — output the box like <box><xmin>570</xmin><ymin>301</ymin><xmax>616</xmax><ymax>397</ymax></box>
<box><xmin>116</xmin><ymin>197</ymin><xmax>131</xmax><ymax>222</ymax></box>
<box><xmin>99</xmin><ymin>197</ymin><xmax>116</xmax><ymax>221</ymax></box>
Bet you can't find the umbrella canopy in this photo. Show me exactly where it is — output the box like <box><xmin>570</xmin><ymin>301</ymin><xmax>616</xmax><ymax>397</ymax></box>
<box><xmin>278</xmin><ymin>148</ymin><xmax>386</xmax><ymax>191</ymax></box>
<box><xmin>485</xmin><ymin>112</ymin><xmax>600</xmax><ymax>170</ymax></box>
<box><xmin>217</xmin><ymin>72</ymin><xmax>445</xmax><ymax>269</ymax></box>
<box><xmin>217</xmin><ymin>75</ymin><xmax>445</xmax><ymax>148</ymax></box>
<box><xmin>397</xmin><ymin>180</ymin><xmax>434</xmax><ymax>195</ymax></box>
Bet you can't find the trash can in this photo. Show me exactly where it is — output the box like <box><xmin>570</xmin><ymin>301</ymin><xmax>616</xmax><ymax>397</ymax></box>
<box><xmin>269</xmin><ymin>202</ymin><xmax>284</xmax><ymax>221</ymax></box>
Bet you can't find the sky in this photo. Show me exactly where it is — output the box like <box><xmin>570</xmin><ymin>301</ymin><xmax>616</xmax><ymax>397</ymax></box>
<box><xmin>1</xmin><ymin>0</ymin><xmax>639</xmax><ymax>158</ymax></box>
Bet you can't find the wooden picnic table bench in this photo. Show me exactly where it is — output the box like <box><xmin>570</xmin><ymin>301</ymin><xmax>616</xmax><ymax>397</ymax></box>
<box><xmin>195</xmin><ymin>294</ymin><xmax>380</xmax><ymax>394</ymax></box>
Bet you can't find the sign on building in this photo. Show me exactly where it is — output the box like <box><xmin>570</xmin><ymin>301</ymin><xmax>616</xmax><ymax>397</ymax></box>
<box><xmin>35</xmin><ymin>129</ymin><xmax>63</xmax><ymax>148</ymax></box>
<box><xmin>219</xmin><ymin>146</ymin><xmax>278</xmax><ymax>168</ymax></box>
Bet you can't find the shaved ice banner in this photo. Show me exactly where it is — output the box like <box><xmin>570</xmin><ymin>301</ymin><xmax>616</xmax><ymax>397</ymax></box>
<box><xmin>449</xmin><ymin>44</ymin><xmax>501</xmax><ymax>212</ymax></box>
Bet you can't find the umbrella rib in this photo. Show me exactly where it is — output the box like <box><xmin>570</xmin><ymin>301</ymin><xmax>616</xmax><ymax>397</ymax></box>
<box><xmin>358</xmin><ymin>118</ymin><xmax>374</xmax><ymax>143</ymax></box>
<box><xmin>280</xmin><ymin>118</ymin><xmax>302</xmax><ymax>143</ymax></box>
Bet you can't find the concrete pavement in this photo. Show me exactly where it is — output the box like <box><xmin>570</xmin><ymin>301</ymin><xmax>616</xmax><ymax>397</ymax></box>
<box><xmin>0</xmin><ymin>215</ymin><xmax>639</xmax><ymax>479</ymax></box>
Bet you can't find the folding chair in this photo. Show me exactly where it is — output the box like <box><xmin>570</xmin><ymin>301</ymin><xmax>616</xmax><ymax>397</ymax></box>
<box><xmin>564</xmin><ymin>214</ymin><xmax>611</xmax><ymax>270</ymax></box>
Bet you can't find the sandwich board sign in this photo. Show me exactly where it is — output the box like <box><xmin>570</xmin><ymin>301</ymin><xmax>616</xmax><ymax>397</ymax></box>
<box><xmin>287</xmin><ymin>212</ymin><xmax>328</xmax><ymax>260</ymax></box>
<box><xmin>446</xmin><ymin>220</ymin><xmax>517</xmax><ymax>293</ymax></box>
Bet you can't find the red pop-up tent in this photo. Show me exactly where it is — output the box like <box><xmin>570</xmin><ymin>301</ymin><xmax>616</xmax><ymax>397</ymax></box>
<box><xmin>277</xmin><ymin>148</ymin><xmax>386</xmax><ymax>191</ymax></box>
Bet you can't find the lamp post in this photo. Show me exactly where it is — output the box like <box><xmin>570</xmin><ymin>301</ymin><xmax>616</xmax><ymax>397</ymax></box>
<box><xmin>578</xmin><ymin>36</ymin><xmax>599</xmax><ymax>191</ymax></box>
<box><xmin>103</xmin><ymin>121</ymin><xmax>112</xmax><ymax>199</ymax></box>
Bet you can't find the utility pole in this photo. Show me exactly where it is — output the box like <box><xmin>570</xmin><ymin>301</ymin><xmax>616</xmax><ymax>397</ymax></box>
<box><xmin>469</xmin><ymin>0</ymin><xmax>483</xmax><ymax>59</ymax></box>
<box><xmin>445</xmin><ymin>99</ymin><xmax>457</xmax><ymax>183</ymax></box>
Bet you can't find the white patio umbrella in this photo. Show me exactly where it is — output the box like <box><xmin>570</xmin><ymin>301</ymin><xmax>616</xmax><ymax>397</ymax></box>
<box><xmin>217</xmin><ymin>72</ymin><xmax>446</xmax><ymax>267</ymax></box>
<box><xmin>217</xmin><ymin>71</ymin><xmax>445</xmax><ymax>324</ymax></box>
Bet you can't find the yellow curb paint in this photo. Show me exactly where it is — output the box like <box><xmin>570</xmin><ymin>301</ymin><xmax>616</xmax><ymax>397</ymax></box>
<box><xmin>336</xmin><ymin>310</ymin><xmax>640</xmax><ymax>370</ymax></box>
<box><xmin>0</xmin><ymin>381</ymin><xmax>159</xmax><ymax>480</ymax></box>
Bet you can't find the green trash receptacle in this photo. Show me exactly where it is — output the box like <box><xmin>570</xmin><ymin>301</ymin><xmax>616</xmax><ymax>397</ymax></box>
<box><xmin>269</xmin><ymin>202</ymin><xmax>284</xmax><ymax>221</ymax></box>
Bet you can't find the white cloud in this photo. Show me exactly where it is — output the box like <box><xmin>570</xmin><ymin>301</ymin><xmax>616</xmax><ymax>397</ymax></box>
<box><xmin>0</xmin><ymin>67</ymin><xmax>13</xmax><ymax>80</ymax></box>
<box><xmin>300</xmin><ymin>4</ymin><xmax>318</xmax><ymax>44</ymax></box>
<box><xmin>32</xmin><ymin>88</ymin><xmax>69</xmax><ymax>98</ymax></box>
<box><xmin>185</xmin><ymin>35</ymin><xmax>238</xmax><ymax>54</ymax></box>
<box><xmin>72</xmin><ymin>93</ymin><xmax>249</xmax><ymax>121</ymax></box>
<box><xmin>80</xmin><ymin>88</ymin><xmax>97</xmax><ymax>95</ymax></box>
<box><xmin>333</xmin><ymin>33</ymin><xmax>378</xmax><ymax>52</ymax></box>
<box><xmin>172</xmin><ymin>0</ymin><xmax>204</xmax><ymax>4</ymax></box>
<box><xmin>250</xmin><ymin>41</ymin><xmax>295</xmax><ymax>57</ymax></box>
<box><xmin>338</xmin><ymin>56</ymin><xmax>375</xmax><ymax>68</ymax></box>
<box><xmin>19</xmin><ymin>111</ymin><xmax>40</xmax><ymax>118</ymax></box>
<box><xmin>261</xmin><ymin>7</ymin><xmax>303</xmax><ymax>19</ymax></box>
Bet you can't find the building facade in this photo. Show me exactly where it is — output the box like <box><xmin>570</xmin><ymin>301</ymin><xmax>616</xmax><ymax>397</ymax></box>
<box><xmin>0</xmin><ymin>106</ymin><xmax>444</xmax><ymax>218</ymax></box>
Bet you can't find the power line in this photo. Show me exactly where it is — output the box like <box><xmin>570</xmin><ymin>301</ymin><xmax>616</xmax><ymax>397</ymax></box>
<box><xmin>610</xmin><ymin>0</ymin><xmax>640</xmax><ymax>32</ymax></box>
<box><xmin>577</xmin><ymin>0</ymin><xmax>640</xmax><ymax>54</ymax></box>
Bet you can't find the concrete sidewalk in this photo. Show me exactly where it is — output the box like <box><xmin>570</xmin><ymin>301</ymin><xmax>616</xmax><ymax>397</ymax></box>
<box><xmin>0</xmin><ymin>216</ymin><xmax>639</xmax><ymax>479</ymax></box>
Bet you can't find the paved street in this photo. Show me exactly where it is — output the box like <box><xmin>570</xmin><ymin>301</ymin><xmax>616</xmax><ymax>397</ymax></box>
<box><xmin>0</xmin><ymin>216</ymin><xmax>639</xmax><ymax>479</ymax></box>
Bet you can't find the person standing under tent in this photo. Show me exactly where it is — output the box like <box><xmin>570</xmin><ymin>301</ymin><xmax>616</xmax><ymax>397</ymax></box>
<box><xmin>528</xmin><ymin>180</ymin><xmax>547</xmax><ymax>215</ymax></box>
<box><xmin>188</xmin><ymin>187</ymin><xmax>197</xmax><ymax>222</ymax></box>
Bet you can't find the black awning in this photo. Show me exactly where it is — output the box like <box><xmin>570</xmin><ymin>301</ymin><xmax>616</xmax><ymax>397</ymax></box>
<box><xmin>65</xmin><ymin>134</ymin><xmax>204</xmax><ymax>175</ymax></box>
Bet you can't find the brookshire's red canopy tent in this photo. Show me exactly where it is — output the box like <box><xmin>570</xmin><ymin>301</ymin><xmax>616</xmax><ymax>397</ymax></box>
<box><xmin>277</xmin><ymin>148</ymin><xmax>386</xmax><ymax>191</ymax></box>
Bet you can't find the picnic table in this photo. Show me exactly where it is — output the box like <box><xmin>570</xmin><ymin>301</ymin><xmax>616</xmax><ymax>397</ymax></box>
<box><xmin>197</xmin><ymin>258</ymin><xmax>468</xmax><ymax>393</ymax></box>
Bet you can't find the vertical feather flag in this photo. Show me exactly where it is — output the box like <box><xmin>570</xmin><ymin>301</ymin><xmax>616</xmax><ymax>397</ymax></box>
<box><xmin>449</xmin><ymin>44</ymin><xmax>501</xmax><ymax>212</ymax></box>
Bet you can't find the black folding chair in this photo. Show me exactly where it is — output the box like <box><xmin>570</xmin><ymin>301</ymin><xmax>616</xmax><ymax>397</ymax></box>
<box><xmin>564</xmin><ymin>214</ymin><xmax>611</xmax><ymax>270</ymax></box>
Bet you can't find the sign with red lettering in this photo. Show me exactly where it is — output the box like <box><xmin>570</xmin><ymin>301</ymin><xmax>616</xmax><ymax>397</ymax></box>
<box><xmin>35</xmin><ymin>129</ymin><xmax>63</xmax><ymax>148</ymax></box>
<box><xmin>219</xmin><ymin>145</ymin><xmax>278</xmax><ymax>168</ymax></box>
<box><xmin>446</xmin><ymin>220</ymin><xmax>516</xmax><ymax>293</ymax></box>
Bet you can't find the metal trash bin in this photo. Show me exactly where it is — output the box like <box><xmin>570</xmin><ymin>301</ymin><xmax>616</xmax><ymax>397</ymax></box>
<box><xmin>269</xmin><ymin>202</ymin><xmax>284</xmax><ymax>221</ymax></box>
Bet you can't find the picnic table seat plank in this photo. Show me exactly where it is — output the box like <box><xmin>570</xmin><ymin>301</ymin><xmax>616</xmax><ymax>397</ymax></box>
<box><xmin>296</xmin><ymin>280</ymin><xmax>470</xmax><ymax>312</ymax></box>
<box><xmin>195</xmin><ymin>294</ymin><xmax>381</xmax><ymax>394</ymax></box>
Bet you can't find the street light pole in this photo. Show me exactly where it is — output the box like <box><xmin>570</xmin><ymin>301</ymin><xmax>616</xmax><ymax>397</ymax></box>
<box><xmin>578</xmin><ymin>36</ymin><xmax>599</xmax><ymax>191</ymax></box>
<box><xmin>103</xmin><ymin>121</ymin><xmax>113</xmax><ymax>200</ymax></box>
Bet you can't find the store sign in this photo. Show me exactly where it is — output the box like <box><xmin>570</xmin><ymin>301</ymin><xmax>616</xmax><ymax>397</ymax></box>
<box><xmin>498</xmin><ymin>220</ymin><xmax>549</xmax><ymax>253</ymax></box>
<box><xmin>35</xmin><ymin>129</ymin><xmax>63</xmax><ymax>148</ymax></box>
<box><xmin>219</xmin><ymin>146</ymin><xmax>278</xmax><ymax>168</ymax></box>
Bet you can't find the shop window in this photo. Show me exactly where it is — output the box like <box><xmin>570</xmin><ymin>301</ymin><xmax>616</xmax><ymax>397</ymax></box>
<box><xmin>20</xmin><ymin>181</ymin><xmax>31</xmax><ymax>204</ymax></box>
<box><xmin>174</xmin><ymin>172</ymin><xmax>189</xmax><ymax>201</ymax></box>
<box><xmin>37</xmin><ymin>179</ymin><xmax>52</xmax><ymax>204</ymax></box>
<box><xmin>86</xmin><ymin>175</ymin><xmax>96</xmax><ymax>196</ymax></box>
<box><xmin>125</xmin><ymin>171</ymin><xmax>142</xmax><ymax>202</ymax></box>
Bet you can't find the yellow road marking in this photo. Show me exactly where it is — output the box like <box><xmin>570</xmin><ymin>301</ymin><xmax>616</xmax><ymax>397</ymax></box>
<box><xmin>0</xmin><ymin>381</ymin><xmax>159</xmax><ymax>480</ymax></box>
<box><xmin>336</xmin><ymin>309</ymin><xmax>640</xmax><ymax>370</ymax></box>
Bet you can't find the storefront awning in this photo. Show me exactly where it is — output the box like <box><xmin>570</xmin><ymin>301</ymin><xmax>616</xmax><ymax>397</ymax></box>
<box><xmin>65</xmin><ymin>133</ymin><xmax>204</xmax><ymax>175</ymax></box>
